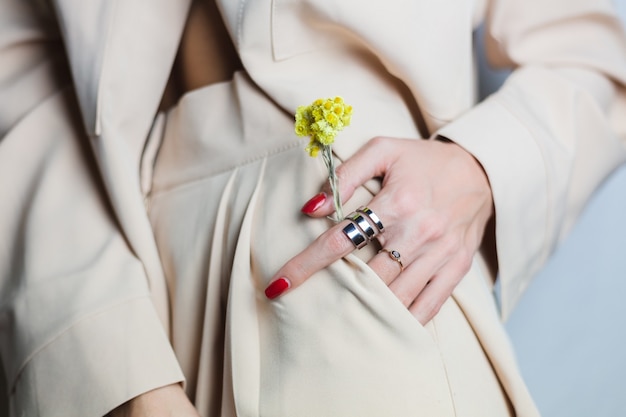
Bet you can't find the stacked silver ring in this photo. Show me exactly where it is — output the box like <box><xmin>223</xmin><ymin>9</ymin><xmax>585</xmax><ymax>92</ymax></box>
<box><xmin>342</xmin><ymin>206</ymin><xmax>385</xmax><ymax>249</ymax></box>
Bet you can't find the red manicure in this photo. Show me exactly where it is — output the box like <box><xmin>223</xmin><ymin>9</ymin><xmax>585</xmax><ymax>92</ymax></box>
<box><xmin>265</xmin><ymin>277</ymin><xmax>291</xmax><ymax>299</ymax></box>
<box><xmin>301</xmin><ymin>192</ymin><xmax>327</xmax><ymax>214</ymax></box>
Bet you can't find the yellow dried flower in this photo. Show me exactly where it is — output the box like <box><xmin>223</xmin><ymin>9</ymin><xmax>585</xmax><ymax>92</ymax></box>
<box><xmin>294</xmin><ymin>96</ymin><xmax>353</xmax><ymax>221</ymax></box>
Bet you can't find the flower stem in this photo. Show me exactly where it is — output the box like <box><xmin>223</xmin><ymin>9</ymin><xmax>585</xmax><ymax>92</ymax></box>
<box><xmin>322</xmin><ymin>145</ymin><xmax>343</xmax><ymax>222</ymax></box>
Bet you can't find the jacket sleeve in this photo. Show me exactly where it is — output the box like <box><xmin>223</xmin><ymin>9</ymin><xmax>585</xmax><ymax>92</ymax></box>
<box><xmin>0</xmin><ymin>1</ymin><xmax>184</xmax><ymax>415</ymax></box>
<box><xmin>436</xmin><ymin>0</ymin><xmax>626</xmax><ymax>319</ymax></box>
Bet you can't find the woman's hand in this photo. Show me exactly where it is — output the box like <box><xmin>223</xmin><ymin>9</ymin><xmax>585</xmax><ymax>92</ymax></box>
<box><xmin>264</xmin><ymin>137</ymin><xmax>494</xmax><ymax>325</ymax></box>
<box><xmin>108</xmin><ymin>384</ymin><xmax>200</xmax><ymax>417</ymax></box>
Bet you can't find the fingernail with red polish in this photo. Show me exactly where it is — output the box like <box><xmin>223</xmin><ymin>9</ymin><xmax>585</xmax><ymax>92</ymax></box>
<box><xmin>265</xmin><ymin>277</ymin><xmax>291</xmax><ymax>299</ymax></box>
<box><xmin>301</xmin><ymin>192</ymin><xmax>327</xmax><ymax>214</ymax></box>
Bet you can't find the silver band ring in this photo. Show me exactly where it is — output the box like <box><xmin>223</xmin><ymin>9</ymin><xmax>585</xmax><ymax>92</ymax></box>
<box><xmin>347</xmin><ymin>212</ymin><xmax>377</xmax><ymax>239</ymax></box>
<box><xmin>379</xmin><ymin>248</ymin><xmax>404</xmax><ymax>272</ymax></box>
<box><xmin>343</xmin><ymin>221</ymin><xmax>368</xmax><ymax>249</ymax></box>
<box><xmin>357</xmin><ymin>206</ymin><xmax>384</xmax><ymax>233</ymax></box>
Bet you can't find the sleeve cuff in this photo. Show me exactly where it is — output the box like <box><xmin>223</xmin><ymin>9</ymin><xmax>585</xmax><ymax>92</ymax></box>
<box><xmin>10</xmin><ymin>297</ymin><xmax>184</xmax><ymax>417</ymax></box>
<box><xmin>437</xmin><ymin>95</ymin><xmax>549</xmax><ymax>319</ymax></box>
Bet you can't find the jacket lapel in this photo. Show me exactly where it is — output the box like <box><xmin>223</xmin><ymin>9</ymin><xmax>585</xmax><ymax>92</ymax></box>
<box><xmin>51</xmin><ymin>0</ymin><xmax>192</xmax><ymax>330</ymax></box>
<box><xmin>53</xmin><ymin>0</ymin><xmax>191</xmax><ymax>142</ymax></box>
<box><xmin>51</xmin><ymin>0</ymin><xmax>112</xmax><ymax>136</ymax></box>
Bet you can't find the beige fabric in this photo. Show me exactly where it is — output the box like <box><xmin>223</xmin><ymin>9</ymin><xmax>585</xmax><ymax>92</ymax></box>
<box><xmin>1</xmin><ymin>0</ymin><xmax>626</xmax><ymax>416</ymax></box>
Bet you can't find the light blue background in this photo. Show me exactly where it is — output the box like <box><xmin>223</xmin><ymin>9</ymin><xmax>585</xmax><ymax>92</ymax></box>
<box><xmin>506</xmin><ymin>166</ymin><xmax>626</xmax><ymax>416</ymax></box>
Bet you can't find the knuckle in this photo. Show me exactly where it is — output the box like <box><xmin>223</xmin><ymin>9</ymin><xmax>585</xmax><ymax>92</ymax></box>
<box><xmin>323</xmin><ymin>228</ymin><xmax>351</xmax><ymax>254</ymax></box>
<box><xmin>455</xmin><ymin>248</ymin><xmax>473</xmax><ymax>274</ymax></box>
<box><xmin>390</xmin><ymin>192</ymin><xmax>421</xmax><ymax>216</ymax></box>
<box><xmin>440</xmin><ymin>236</ymin><xmax>461</xmax><ymax>257</ymax></box>
<box><xmin>287</xmin><ymin>261</ymin><xmax>311</xmax><ymax>283</ymax></box>
<box><xmin>429</xmin><ymin>302</ymin><xmax>444</xmax><ymax>318</ymax></box>
<box><xmin>418</xmin><ymin>215</ymin><xmax>445</xmax><ymax>242</ymax></box>
<box><xmin>278</xmin><ymin>258</ymin><xmax>311</xmax><ymax>287</ymax></box>
<box><xmin>369</xmin><ymin>136</ymin><xmax>389</xmax><ymax>148</ymax></box>
<box><xmin>421</xmin><ymin>296</ymin><xmax>444</xmax><ymax>319</ymax></box>
<box><xmin>335</xmin><ymin>164</ymin><xmax>349</xmax><ymax>182</ymax></box>
<box><xmin>396</xmin><ymin>291</ymin><xmax>415</xmax><ymax>308</ymax></box>
<box><xmin>335</xmin><ymin>164</ymin><xmax>359</xmax><ymax>194</ymax></box>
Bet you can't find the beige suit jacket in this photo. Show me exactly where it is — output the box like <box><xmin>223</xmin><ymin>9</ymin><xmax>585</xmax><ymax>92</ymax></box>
<box><xmin>1</xmin><ymin>0</ymin><xmax>626</xmax><ymax>415</ymax></box>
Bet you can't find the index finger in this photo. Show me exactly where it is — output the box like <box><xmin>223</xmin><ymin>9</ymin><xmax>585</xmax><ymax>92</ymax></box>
<box><xmin>264</xmin><ymin>218</ymin><xmax>368</xmax><ymax>299</ymax></box>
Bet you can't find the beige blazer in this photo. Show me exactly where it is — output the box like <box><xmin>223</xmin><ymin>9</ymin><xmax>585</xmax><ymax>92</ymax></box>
<box><xmin>1</xmin><ymin>0</ymin><xmax>626</xmax><ymax>415</ymax></box>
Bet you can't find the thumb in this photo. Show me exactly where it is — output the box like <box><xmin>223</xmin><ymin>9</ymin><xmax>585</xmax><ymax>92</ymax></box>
<box><xmin>300</xmin><ymin>137</ymin><xmax>396</xmax><ymax>218</ymax></box>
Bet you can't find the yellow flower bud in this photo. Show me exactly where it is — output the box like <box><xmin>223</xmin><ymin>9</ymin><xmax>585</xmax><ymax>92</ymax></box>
<box><xmin>295</xmin><ymin>96</ymin><xmax>352</xmax><ymax>156</ymax></box>
<box><xmin>325</xmin><ymin>112</ymin><xmax>339</xmax><ymax>127</ymax></box>
<box><xmin>305</xmin><ymin>141</ymin><xmax>321</xmax><ymax>157</ymax></box>
<box><xmin>295</xmin><ymin>122</ymin><xmax>308</xmax><ymax>137</ymax></box>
